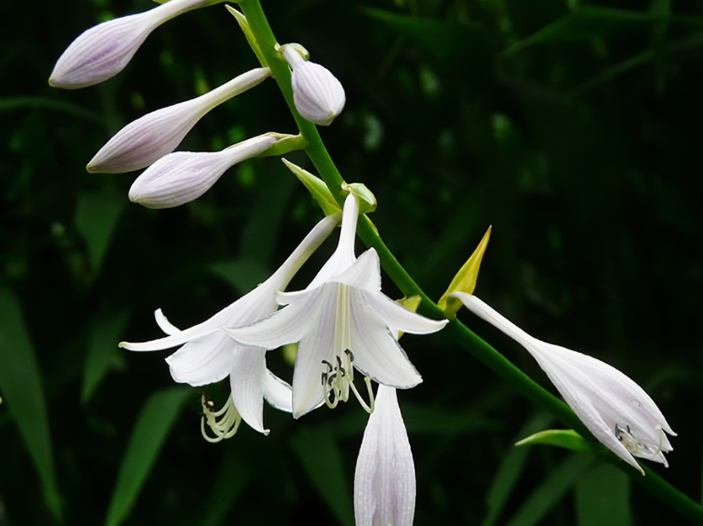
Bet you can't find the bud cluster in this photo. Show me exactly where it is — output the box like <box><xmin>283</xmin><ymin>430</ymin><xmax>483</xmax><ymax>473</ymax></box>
<box><xmin>50</xmin><ymin>0</ymin><xmax>346</xmax><ymax>208</ymax></box>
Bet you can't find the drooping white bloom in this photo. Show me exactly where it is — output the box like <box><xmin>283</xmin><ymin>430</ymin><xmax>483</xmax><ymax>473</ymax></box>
<box><xmin>128</xmin><ymin>134</ymin><xmax>277</xmax><ymax>208</ymax></box>
<box><xmin>49</xmin><ymin>0</ymin><xmax>208</xmax><ymax>89</ymax></box>
<box><xmin>281</xmin><ymin>44</ymin><xmax>346</xmax><ymax>126</ymax></box>
<box><xmin>451</xmin><ymin>292</ymin><xmax>675</xmax><ymax>474</ymax></box>
<box><xmin>88</xmin><ymin>68</ymin><xmax>271</xmax><ymax>173</ymax></box>
<box><xmin>120</xmin><ymin>213</ymin><xmax>340</xmax><ymax>436</ymax></box>
<box><xmin>354</xmin><ymin>385</ymin><xmax>416</xmax><ymax>526</ymax></box>
<box><xmin>226</xmin><ymin>193</ymin><xmax>448</xmax><ymax>418</ymax></box>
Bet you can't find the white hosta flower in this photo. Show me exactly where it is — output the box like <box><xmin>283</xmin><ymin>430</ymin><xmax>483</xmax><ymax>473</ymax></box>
<box><xmin>120</xmin><ymin>213</ymin><xmax>340</xmax><ymax>436</ymax></box>
<box><xmin>49</xmin><ymin>0</ymin><xmax>207</xmax><ymax>89</ymax></box>
<box><xmin>354</xmin><ymin>385</ymin><xmax>415</xmax><ymax>526</ymax></box>
<box><xmin>226</xmin><ymin>193</ymin><xmax>448</xmax><ymax>418</ymax></box>
<box><xmin>451</xmin><ymin>292</ymin><xmax>675</xmax><ymax>474</ymax></box>
<box><xmin>128</xmin><ymin>134</ymin><xmax>277</xmax><ymax>208</ymax></box>
<box><xmin>281</xmin><ymin>44</ymin><xmax>345</xmax><ymax>126</ymax></box>
<box><xmin>88</xmin><ymin>68</ymin><xmax>270</xmax><ymax>173</ymax></box>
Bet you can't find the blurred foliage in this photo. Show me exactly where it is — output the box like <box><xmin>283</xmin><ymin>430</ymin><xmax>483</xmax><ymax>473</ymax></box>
<box><xmin>1</xmin><ymin>0</ymin><xmax>703</xmax><ymax>524</ymax></box>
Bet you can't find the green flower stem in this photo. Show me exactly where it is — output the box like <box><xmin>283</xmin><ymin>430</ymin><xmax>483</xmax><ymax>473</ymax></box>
<box><xmin>240</xmin><ymin>0</ymin><xmax>703</xmax><ymax>522</ymax></box>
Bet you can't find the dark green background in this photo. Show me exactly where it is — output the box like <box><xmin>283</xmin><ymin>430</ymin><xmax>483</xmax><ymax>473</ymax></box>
<box><xmin>1</xmin><ymin>0</ymin><xmax>702</xmax><ymax>524</ymax></box>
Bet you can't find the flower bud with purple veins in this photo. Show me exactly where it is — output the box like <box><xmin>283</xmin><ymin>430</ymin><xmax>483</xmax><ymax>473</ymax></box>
<box><xmin>49</xmin><ymin>0</ymin><xmax>208</xmax><ymax>89</ymax></box>
<box><xmin>88</xmin><ymin>68</ymin><xmax>270</xmax><ymax>173</ymax></box>
<box><xmin>281</xmin><ymin>44</ymin><xmax>345</xmax><ymax>126</ymax></box>
<box><xmin>128</xmin><ymin>135</ymin><xmax>277</xmax><ymax>209</ymax></box>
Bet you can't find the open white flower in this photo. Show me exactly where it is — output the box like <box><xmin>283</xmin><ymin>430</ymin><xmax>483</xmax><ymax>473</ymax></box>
<box><xmin>120</xmin><ymin>213</ymin><xmax>339</xmax><ymax>436</ymax></box>
<box><xmin>451</xmin><ymin>292</ymin><xmax>675</xmax><ymax>474</ymax></box>
<box><xmin>354</xmin><ymin>385</ymin><xmax>415</xmax><ymax>526</ymax></box>
<box><xmin>128</xmin><ymin>134</ymin><xmax>277</xmax><ymax>208</ymax></box>
<box><xmin>49</xmin><ymin>0</ymin><xmax>208</xmax><ymax>89</ymax></box>
<box><xmin>226</xmin><ymin>193</ymin><xmax>448</xmax><ymax>418</ymax></box>
<box><xmin>88</xmin><ymin>68</ymin><xmax>271</xmax><ymax>173</ymax></box>
<box><xmin>281</xmin><ymin>44</ymin><xmax>345</xmax><ymax>126</ymax></box>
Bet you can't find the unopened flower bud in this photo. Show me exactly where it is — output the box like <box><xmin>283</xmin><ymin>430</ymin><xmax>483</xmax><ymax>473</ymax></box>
<box><xmin>354</xmin><ymin>386</ymin><xmax>416</xmax><ymax>526</ymax></box>
<box><xmin>128</xmin><ymin>135</ymin><xmax>277</xmax><ymax>209</ymax></box>
<box><xmin>88</xmin><ymin>68</ymin><xmax>270</xmax><ymax>173</ymax></box>
<box><xmin>281</xmin><ymin>44</ymin><xmax>345</xmax><ymax>126</ymax></box>
<box><xmin>49</xmin><ymin>0</ymin><xmax>207</xmax><ymax>89</ymax></box>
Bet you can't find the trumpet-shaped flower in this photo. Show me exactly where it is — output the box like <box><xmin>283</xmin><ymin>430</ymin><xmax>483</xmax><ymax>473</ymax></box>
<box><xmin>354</xmin><ymin>385</ymin><xmax>416</xmax><ymax>526</ymax></box>
<box><xmin>281</xmin><ymin>44</ymin><xmax>345</xmax><ymax>126</ymax></box>
<box><xmin>226</xmin><ymin>193</ymin><xmax>448</xmax><ymax>418</ymax></box>
<box><xmin>49</xmin><ymin>0</ymin><xmax>208</xmax><ymax>89</ymax></box>
<box><xmin>120</xmin><ymin>213</ymin><xmax>340</xmax><ymax>435</ymax></box>
<box><xmin>128</xmin><ymin>134</ymin><xmax>277</xmax><ymax>208</ymax></box>
<box><xmin>451</xmin><ymin>292</ymin><xmax>675</xmax><ymax>474</ymax></box>
<box><xmin>88</xmin><ymin>68</ymin><xmax>270</xmax><ymax>173</ymax></box>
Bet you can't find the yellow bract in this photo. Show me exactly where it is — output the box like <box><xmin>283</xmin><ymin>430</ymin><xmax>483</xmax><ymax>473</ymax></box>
<box><xmin>437</xmin><ymin>226</ymin><xmax>492</xmax><ymax>318</ymax></box>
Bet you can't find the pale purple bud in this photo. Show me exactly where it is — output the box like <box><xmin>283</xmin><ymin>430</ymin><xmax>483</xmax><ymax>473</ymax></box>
<box><xmin>354</xmin><ymin>386</ymin><xmax>416</xmax><ymax>526</ymax></box>
<box><xmin>88</xmin><ymin>68</ymin><xmax>271</xmax><ymax>173</ymax></box>
<box><xmin>49</xmin><ymin>0</ymin><xmax>207</xmax><ymax>89</ymax></box>
<box><xmin>282</xmin><ymin>45</ymin><xmax>345</xmax><ymax>126</ymax></box>
<box><xmin>128</xmin><ymin>135</ymin><xmax>277</xmax><ymax>209</ymax></box>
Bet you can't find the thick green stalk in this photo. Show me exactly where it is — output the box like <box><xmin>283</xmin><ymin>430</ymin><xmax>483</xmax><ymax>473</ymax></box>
<box><xmin>239</xmin><ymin>0</ymin><xmax>703</xmax><ymax>522</ymax></box>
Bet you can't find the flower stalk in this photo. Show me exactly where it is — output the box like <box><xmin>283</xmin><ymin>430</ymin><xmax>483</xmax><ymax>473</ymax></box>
<box><xmin>238</xmin><ymin>0</ymin><xmax>703</xmax><ymax>521</ymax></box>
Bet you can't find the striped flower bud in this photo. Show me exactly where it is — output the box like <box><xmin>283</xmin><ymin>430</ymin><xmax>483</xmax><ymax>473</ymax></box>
<box><xmin>281</xmin><ymin>44</ymin><xmax>345</xmax><ymax>126</ymax></box>
<box><xmin>88</xmin><ymin>68</ymin><xmax>270</xmax><ymax>173</ymax></box>
<box><xmin>128</xmin><ymin>135</ymin><xmax>277</xmax><ymax>209</ymax></box>
<box><xmin>49</xmin><ymin>0</ymin><xmax>207</xmax><ymax>89</ymax></box>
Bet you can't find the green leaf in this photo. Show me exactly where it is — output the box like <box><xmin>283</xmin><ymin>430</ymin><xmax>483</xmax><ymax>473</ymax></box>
<box><xmin>507</xmin><ymin>453</ymin><xmax>593</xmax><ymax>526</ymax></box>
<box><xmin>482</xmin><ymin>412</ymin><xmax>552</xmax><ymax>526</ymax></box>
<box><xmin>199</xmin><ymin>449</ymin><xmax>251</xmax><ymax>526</ymax></box>
<box><xmin>104</xmin><ymin>387</ymin><xmax>190</xmax><ymax>526</ymax></box>
<box><xmin>81</xmin><ymin>310</ymin><xmax>130</xmax><ymax>403</ymax></box>
<box><xmin>515</xmin><ymin>428</ymin><xmax>595</xmax><ymax>454</ymax></box>
<box><xmin>364</xmin><ymin>8</ymin><xmax>488</xmax><ymax>63</ymax></box>
<box><xmin>575</xmin><ymin>463</ymin><xmax>632</xmax><ymax>526</ymax></box>
<box><xmin>289</xmin><ymin>427</ymin><xmax>353</xmax><ymax>526</ymax></box>
<box><xmin>0</xmin><ymin>286</ymin><xmax>61</xmax><ymax>519</ymax></box>
<box><xmin>502</xmin><ymin>7</ymin><xmax>703</xmax><ymax>57</ymax></box>
<box><xmin>239</xmin><ymin>163</ymin><xmax>296</xmax><ymax>265</ymax></box>
<box><xmin>75</xmin><ymin>189</ymin><xmax>125</xmax><ymax>279</ymax></box>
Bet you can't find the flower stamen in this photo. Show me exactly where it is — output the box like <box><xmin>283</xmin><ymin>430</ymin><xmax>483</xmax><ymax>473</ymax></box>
<box><xmin>615</xmin><ymin>423</ymin><xmax>664</xmax><ymax>459</ymax></box>
<box><xmin>320</xmin><ymin>350</ymin><xmax>375</xmax><ymax>413</ymax></box>
<box><xmin>201</xmin><ymin>393</ymin><xmax>242</xmax><ymax>443</ymax></box>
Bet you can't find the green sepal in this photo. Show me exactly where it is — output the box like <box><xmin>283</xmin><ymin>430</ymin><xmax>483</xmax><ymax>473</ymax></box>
<box><xmin>437</xmin><ymin>226</ymin><xmax>491</xmax><ymax>318</ymax></box>
<box><xmin>258</xmin><ymin>133</ymin><xmax>308</xmax><ymax>158</ymax></box>
<box><xmin>282</xmin><ymin>158</ymin><xmax>341</xmax><ymax>216</ymax></box>
<box><xmin>342</xmin><ymin>182</ymin><xmax>377</xmax><ymax>214</ymax></box>
<box><xmin>515</xmin><ymin>429</ymin><xmax>596</xmax><ymax>454</ymax></box>
<box><xmin>225</xmin><ymin>5</ymin><xmax>268</xmax><ymax>67</ymax></box>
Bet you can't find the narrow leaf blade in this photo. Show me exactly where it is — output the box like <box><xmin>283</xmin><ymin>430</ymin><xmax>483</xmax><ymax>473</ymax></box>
<box><xmin>104</xmin><ymin>387</ymin><xmax>190</xmax><ymax>526</ymax></box>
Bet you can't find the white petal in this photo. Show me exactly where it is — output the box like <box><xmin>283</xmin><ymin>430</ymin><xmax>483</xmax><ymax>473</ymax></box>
<box><xmin>335</xmin><ymin>249</ymin><xmax>381</xmax><ymax>291</ymax></box>
<box><xmin>350</xmin><ymin>289</ymin><xmax>422</xmax><ymax>389</ymax></box>
<box><xmin>263</xmin><ymin>370</ymin><xmax>293</xmax><ymax>413</ymax></box>
<box><xmin>225</xmin><ymin>286</ymin><xmax>325</xmax><ymax>349</ymax></box>
<box><xmin>229</xmin><ymin>347</ymin><xmax>268</xmax><ymax>434</ymax></box>
<box><xmin>165</xmin><ymin>330</ymin><xmax>234</xmax><ymax>387</ymax></box>
<box><xmin>88</xmin><ymin>68</ymin><xmax>270</xmax><ymax>173</ymax></box>
<box><xmin>450</xmin><ymin>292</ymin><xmax>538</xmax><ymax>347</ymax></box>
<box><xmin>154</xmin><ymin>308</ymin><xmax>180</xmax><ymax>335</ymax></box>
<box><xmin>364</xmin><ymin>291</ymin><xmax>448</xmax><ymax>335</ymax></box>
<box><xmin>291</xmin><ymin>298</ymin><xmax>338</xmax><ymax>418</ymax></box>
<box><xmin>129</xmin><ymin>135</ymin><xmax>277</xmax><ymax>209</ymax></box>
<box><xmin>49</xmin><ymin>0</ymin><xmax>206</xmax><ymax>89</ymax></box>
<box><xmin>306</xmin><ymin>193</ymin><xmax>359</xmax><ymax>289</ymax></box>
<box><xmin>121</xmin><ymin>283</ymin><xmax>277</xmax><ymax>352</ymax></box>
<box><xmin>354</xmin><ymin>385</ymin><xmax>415</xmax><ymax>526</ymax></box>
<box><xmin>265</xmin><ymin>213</ymin><xmax>341</xmax><ymax>293</ymax></box>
